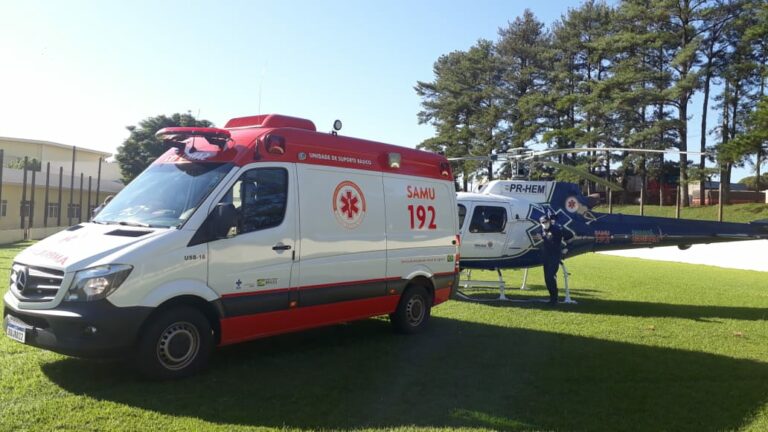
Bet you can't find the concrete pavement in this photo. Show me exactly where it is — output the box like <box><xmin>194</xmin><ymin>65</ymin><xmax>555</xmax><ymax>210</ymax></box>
<box><xmin>600</xmin><ymin>240</ymin><xmax>768</xmax><ymax>272</ymax></box>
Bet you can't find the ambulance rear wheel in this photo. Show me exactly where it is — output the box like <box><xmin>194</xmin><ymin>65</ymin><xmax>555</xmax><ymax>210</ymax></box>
<box><xmin>135</xmin><ymin>306</ymin><xmax>213</xmax><ymax>380</ymax></box>
<box><xmin>390</xmin><ymin>284</ymin><xmax>431</xmax><ymax>334</ymax></box>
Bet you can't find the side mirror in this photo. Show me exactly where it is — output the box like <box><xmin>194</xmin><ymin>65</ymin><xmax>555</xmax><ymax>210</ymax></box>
<box><xmin>91</xmin><ymin>195</ymin><xmax>115</xmax><ymax>220</ymax></box>
<box><xmin>187</xmin><ymin>203</ymin><xmax>239</xmax><ymax>246</ymax></box>
<box><xmin>208</xmin><ymin>203</ymin><xmax>238</xmax><ymax>239</ymax></box>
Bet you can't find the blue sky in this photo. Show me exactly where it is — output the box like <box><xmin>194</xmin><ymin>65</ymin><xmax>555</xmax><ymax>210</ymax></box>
<box><xmin>0</xmin><ymin>1</ymin><xmax>754</xmax><ymax>180</ymax></box>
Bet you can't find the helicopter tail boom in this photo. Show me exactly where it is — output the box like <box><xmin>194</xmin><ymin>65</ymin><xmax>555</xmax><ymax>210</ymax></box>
<box><xmin>578</xmin><ymin>212</ymin><xmax>768</xmax><ymax>254</ymax></box>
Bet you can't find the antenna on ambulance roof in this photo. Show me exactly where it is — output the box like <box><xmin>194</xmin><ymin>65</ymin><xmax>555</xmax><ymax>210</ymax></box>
<box><xmin>331</xmin><ymin>120</ymin><xmax>342</xmax><ymax>136</ymax></box>
<box><xmin>188</xmin><ymin>109</ymin><xmax>198</xmax><ymax>153</ymax></box>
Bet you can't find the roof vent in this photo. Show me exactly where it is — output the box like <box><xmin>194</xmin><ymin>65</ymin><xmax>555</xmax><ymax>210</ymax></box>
<box><xmin>224</xmin><ymin>114</ymin><xmax>316</xmax><ymax>131</ymax></box>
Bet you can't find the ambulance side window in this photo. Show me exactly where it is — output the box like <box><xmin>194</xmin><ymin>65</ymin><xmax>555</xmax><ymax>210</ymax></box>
<box><xmin>468</xmin><ymin>205</ymin><xmax>507</xmax><ymax>233</ymax></box>
<box><xmin>225</xmin><ymin>168</ymin><xmax>288</xmax><ymax>235</ymax></box>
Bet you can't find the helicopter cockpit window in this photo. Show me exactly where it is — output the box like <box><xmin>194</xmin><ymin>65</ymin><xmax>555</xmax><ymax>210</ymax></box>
<box><xmin>458</xmin><ymin>204</ymin><xmax>467</xmax><ymax>229</ymax></box>
<box><xmin>468</xmin><ymin>206</ymin><xmax>507</xmax><ymax>233</ymax></box>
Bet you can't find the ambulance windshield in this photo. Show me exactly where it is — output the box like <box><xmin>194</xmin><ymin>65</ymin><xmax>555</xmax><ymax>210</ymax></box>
<box><xmin>93</xmin><ymin>162</ymin><xmax>233</xmax><ymax>228</ymax></box>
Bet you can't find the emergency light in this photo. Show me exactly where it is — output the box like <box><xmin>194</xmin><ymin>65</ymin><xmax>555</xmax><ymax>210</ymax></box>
<box><xmin>440</xmin><ymin>162</ymin><xmax>451</xmax><ymax>177</ymax></box>
<box><xmin>264</xmin><ymin>134</ymin><xmax>286</xmax><ymax>155</ymax></box>
<box><xmin>155</xmin><ymin>127</ymin><xmax>232</xmax><ymax>150</ymax></box>
<box><xmin>388</xmin><ymin>152</ymin><xmax>401</xmax><ymax>169</ymax></box>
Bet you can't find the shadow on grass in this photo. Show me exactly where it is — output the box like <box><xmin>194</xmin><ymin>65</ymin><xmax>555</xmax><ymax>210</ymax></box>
<box><xmin>43</xmin><ymin>317</ymin><xmax>768</xmax><ymax>431</ymax></box>
<box><xmin>465</xmin><ymin>289</ymin><xmax>768</xmax><ymax>322</ymax></box>
<box><xmin>568</xmin><ymin>298</ymin><xmax>768</xmax><ymax>322</ymax></box>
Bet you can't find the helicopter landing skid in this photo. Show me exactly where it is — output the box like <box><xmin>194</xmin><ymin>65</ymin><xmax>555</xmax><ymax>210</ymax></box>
<box><xmin>457</xmin><ymin>265</ymin><xmax>576</xmax><ymax>304</ymax></box>
<box><xmin>456</xmin><ymin>268</ymin><xmax>509</xmax><ymax>302</ymax></box>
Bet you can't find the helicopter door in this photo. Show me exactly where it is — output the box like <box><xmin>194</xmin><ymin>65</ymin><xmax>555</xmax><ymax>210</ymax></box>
<box><xmin>462</xmin><ymin>203</ymin><xmax>509</xmax><ymax>259</ymax></box>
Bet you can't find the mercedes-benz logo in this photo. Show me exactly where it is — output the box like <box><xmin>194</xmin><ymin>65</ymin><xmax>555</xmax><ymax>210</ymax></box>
<box><xmin>15</xmin><ymin>266</ymin><xmax>28</xmax><ymax>293</ymax></box>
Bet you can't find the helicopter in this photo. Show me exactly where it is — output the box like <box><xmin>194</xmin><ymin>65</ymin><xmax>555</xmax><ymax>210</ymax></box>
<box><xmin>451</xmin><ymin>148</ymin><xmax>768</xmax><ymax>302</ymax></box>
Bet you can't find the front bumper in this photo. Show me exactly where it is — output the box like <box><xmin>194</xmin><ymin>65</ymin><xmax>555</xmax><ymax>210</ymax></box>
<box><xmin>3</xmin><ymin>297</ymin><xmax>152</xmax><ymax>358</ymax></box>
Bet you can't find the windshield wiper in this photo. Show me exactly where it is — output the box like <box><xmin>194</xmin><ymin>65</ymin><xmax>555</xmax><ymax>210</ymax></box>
<box><xmin>93</xmin><ymin>220</ymin><xmax>170</xmax><ymax>229</ymax></box>
<box><xmin>118</xmin><ymin>221</ymin><xmax>151</xmax><ymax>228</ymax></box>
<box><xmin>92</xmin><ymin>220</ymin><xmax>122</xmax><ymax>225</ymax></box>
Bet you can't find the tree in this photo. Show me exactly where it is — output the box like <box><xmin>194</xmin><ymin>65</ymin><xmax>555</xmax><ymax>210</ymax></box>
<box><xmin>713</xmin><ymin>1</ymin><xmax>764</xmax><ymax>203</ymax></box>
<box><xmin>414</xmin><ymin>0</ymin><xmax>766</xmax><ymax>200</ymax></box>
<box><xmin>542</xmin><ymin>0</ymin><xmax>617</xmax><ymax>186</ymax></box>
<box><xmin>696</xmin><ymin>1</ymin><xmax>739</xmax><ymax>204</ymax></box>
<box><xmin>415</xmin><ymin>40</ymin><xmax>503</xmax><ymax>190</ymax></box>
<box><xmin>739</xmin><ymin>1</ymin><xmax>768</xmax><ymax>193</ymax></box>
<box><xmin>6</xmin><ymin>157</ymin><xmax>41</xmax><ymax>171</ymax></box>
<box><xmin>115</xmin><ymin>113</ymin><xmax>213</xmax><ymax>183</ymax></box>
<box><xmin>602</xmin><ymin>0</ymin><xmax>677</xmax><ymax>206</ymax></box>
<box><xmin>662</xmin><ymin>0</ymin><xmax>708</xmax><ymax>207</ymax></box>
<box><xmin>497</xmin><ymin>10</ymin><xmax>551</xmax><ymax>148</ymax></box>
<box><xmin>738</xmin><ymin>173</ymin><xmax>768</xmax><ymax>189</ymax></box>
<box><xmin>731</xmin><ymin>95</ymin><xmax>768</xmax><ymax>192</ymax></box>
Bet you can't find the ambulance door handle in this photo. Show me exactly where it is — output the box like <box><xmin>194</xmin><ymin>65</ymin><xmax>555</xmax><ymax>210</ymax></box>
<box><xmin>272</xmin><ymin>243</ymin><xmax>292</xmax><ymax>251</ymax></box>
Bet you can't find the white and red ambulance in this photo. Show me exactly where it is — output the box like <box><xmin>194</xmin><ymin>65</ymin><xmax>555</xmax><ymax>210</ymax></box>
<box><xmin>3</xmin><ymin>114</ymin><xmax>459</xmax><ymax>378</ymax></box>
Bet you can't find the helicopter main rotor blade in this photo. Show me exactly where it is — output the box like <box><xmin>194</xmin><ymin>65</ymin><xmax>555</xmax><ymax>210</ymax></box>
<box><xmin>540</xmin><ymin>161</ymin><xmax>624</xmax><ymax>192</ymax></box>
<box><xmin>447</xmin><ymin>156</ymin><xmax>493</xmax><ymax>162</ymax></box>
<box><xmin>449</xmin><ymin>147</ymin><xmax>709</xmax><ymax>162</ymax></box>
<box><xmin>528</xmin><ymin>147</ymin><xmax>710</xmax><ymax>160</ymax></box>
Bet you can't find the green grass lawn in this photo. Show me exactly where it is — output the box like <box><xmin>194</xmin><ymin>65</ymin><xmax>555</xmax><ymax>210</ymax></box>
<box><xmin>593</xmin><ymin>202</ymin><xmax>768</xmax><ymax>223</ymax></box>
<box><xmin>2</xmin><ymin>241</ymin><xmax>768</xmax><ymax>431</ymax></box>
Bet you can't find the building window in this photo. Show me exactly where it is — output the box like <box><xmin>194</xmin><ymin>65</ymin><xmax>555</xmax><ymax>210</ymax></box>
<box><xmin>67</xmin><ymin>203</ymin><xmax>81</xmax><ymax>219</ymax></box>
<box><xmin>0</xmin><ymin>200</ymin><xmax>6</xmax><ymax>217</ymax></box>
<box><xmin>47</xmin><ymin>203</ymin><xmax>59</xmax><ymax>219</ymax></box>
<box><xmin>19</xmin><ymin>200</ymin><xmax>31</xmax><ymax>217</ymax></box>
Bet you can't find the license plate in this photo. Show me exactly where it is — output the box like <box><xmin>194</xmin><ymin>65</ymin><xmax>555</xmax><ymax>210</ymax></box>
<box><xmin>4</xmin><ymin>318</ymin><xmax>26</xmax><ymax>343</ymax></box>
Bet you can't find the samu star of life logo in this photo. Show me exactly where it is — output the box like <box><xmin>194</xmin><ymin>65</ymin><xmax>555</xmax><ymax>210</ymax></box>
<box><xmin>332</xmin><ymin>180</ymin><xmax>367</xmax><ymax>229</ymax></box>
<box><xmin>565</xmin><ymin>196</ymin><xmax>580</xmax><ymax>213</ymax></box>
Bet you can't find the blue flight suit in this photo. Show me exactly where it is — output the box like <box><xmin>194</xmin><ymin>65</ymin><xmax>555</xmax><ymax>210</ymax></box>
<box><xmin>539</xmin><ymin>223</ymin><xmax>571</xmax><ymax>303</ymax></box>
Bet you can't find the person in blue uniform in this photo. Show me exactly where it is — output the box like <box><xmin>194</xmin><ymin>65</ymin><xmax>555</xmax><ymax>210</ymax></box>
<box><xmin>539</xmin><ymin>214</ymin><xmax>572</xmax><ymax>305</ymax></box>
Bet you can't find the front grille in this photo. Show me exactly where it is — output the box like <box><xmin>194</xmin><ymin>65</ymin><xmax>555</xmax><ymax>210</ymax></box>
<box><xmin>10</xmin><ymin>263</ymin><xmax>65</xmax><ymax>302</ymax></box>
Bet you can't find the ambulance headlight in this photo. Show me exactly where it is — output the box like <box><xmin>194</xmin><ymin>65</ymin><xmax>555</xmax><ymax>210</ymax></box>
<box><xmin>65</xmin><ymin>264</ymin><xmax>133</xmax><ymax>302</ymax></box>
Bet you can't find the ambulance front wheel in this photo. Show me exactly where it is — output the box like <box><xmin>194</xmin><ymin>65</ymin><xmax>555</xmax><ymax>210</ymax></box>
<box><xmin>390</xmin><ymin>284</ymin><xmax>431</xmax><ymax>334</ymax></box>
<box><xmin>135</xmin><ymin>306</ymin><xmax>213</xmax><ymax>379</ymax></box>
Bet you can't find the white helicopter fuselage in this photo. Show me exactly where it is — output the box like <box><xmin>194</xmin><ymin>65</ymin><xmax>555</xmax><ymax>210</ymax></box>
<box><xmin>457</xmin><ymin>180</ymin><xmax>565</xmax><ymax>269</ymax></box>
<box><xmin>457</xmin><ymin>180</ymin><xmax>768</xmax><ymax>271</ymax></box>
<box><xmin>458</xmin><ymin>192</ymin><xmax>536</xmax><ymax>260</ymax></box>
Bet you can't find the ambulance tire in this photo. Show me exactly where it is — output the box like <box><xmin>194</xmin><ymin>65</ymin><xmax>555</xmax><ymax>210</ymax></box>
<box><xmin>135</xmin><ymin>306</ymin><xmax>213</xmax><ymax>380</ymax></box>
<box><xmin>390</xmin><ymin>284</ymin><xmax>431</xmax><ymax>334</ymax></box>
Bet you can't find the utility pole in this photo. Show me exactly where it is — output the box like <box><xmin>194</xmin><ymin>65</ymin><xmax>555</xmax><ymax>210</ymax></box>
<box><xmin>718</xmin><ymin>180</ymin><xmax>724</xmax><ymax>222</ymax></box>
<box><xmin>29</xmin><ymin>168</ymin><xmax>36</xmax><ymax>229</ymax></box>
<box><xmin>68</xmin><ymin>147</ymin><xmax>75</xmax><ymax>226</ymax></box>
<box><xmin>87</xmin><ymin>176</ymin><xmax>92</xmax><ymax>221</ymax></box>
<box><xmin>78</xmin><ymin>173</ymin><xmax>84</xmax><ymax>223</ymax></box>
<box><xmin>21</xmin><ymin>157</ymin><xmax>28</xmax><ymax>230</ymax></box>
<box><xmin>44</xmin><ymin>162</ymin><xmax>50</xmax><ymax>228</ymax></box>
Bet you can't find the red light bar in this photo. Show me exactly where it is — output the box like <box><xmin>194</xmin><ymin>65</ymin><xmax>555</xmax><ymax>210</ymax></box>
<box><xmin>155</xmin><ymin>127</ymin><xmax>231</xmax><ymax>149</ymax></box>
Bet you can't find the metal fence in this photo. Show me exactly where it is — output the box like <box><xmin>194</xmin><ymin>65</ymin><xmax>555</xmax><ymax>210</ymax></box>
<box><xmin>0</xmin><ymin>147</ymin><xmax>106</xmax><ymax>243</ymax></box>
